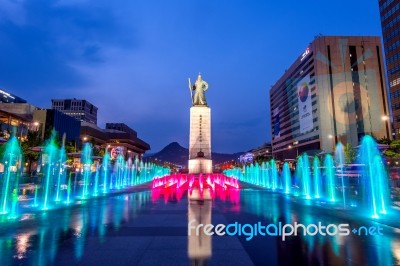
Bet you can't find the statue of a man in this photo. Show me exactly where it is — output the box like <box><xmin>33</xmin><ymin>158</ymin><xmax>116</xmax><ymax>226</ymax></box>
<box><xmin>189</xmin><ymin>73</ymin><xmax>209</xmax><ymax>106</ymax></box>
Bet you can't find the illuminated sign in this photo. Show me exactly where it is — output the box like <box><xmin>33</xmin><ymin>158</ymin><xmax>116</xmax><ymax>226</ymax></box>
<box><xmin>300</xmin><ymin>47</ymin><xmax>311</xmax><ymax>61</ymax></box>
<box><xmin>110</xmin><ymin>146</ymin><xmax>124</xmax><ymax>159</ymax></box>
<box><xmin>0</xmin><ymin>89</ymin><xmax>15</xmax><ymax>99</ymax></box>
<box><xmin>239</xmin><ymin>153</ymin><xmax>254</xmax><ymax>163</ymax></box>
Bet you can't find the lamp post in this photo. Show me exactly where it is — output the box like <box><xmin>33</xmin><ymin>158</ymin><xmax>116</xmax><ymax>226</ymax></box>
<box><xmin>328</xmin><ymin>134</ymin><xmax>335</xmax><ymax>153</ymax></box>
<box><xmin>381</xmin><ymin>115</ymin><xmax>390</xmax><ymax>139</ymax></box>
<box><xmin>288</xmin><ymin>144</ymin><xmax>298</xmax><ymax>158</ymax></box>
<box><xmin>33</xmin><ymin>121</ymin><xmax>39</xmax><ymax>131</ymax></box>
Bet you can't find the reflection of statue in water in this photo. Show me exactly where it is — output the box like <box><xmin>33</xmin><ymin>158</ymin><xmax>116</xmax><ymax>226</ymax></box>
<box><xmin>188</xmin><ymin>73</ymin><xmax>209</xmax><ymax>106</ymax></box>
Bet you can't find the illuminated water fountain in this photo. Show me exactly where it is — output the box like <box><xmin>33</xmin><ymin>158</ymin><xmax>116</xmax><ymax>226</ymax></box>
<box><xmin>225</xmin><ymin>135</ymin><xmax>393</xmax><ymax>219</ymax></box>
<box><xmin>0</xmin><ymin>133</ymin><xmax>170</xmax><ymax>220</ymax></box>
<box><xmin>152</xmin><ymin>173</ymin><xmax>239</xmax><ymax>201</ymax></box>
<box><xmin>296</xmin><ymin>154</ymin><xmax>311</xmax><ymax>199</ymax></box>
<box><xmin>270</xmin><ymin>159</ymin><xmax>278</xmax><ymax>190</ymax></box>
<box><xmin>282</xmin><ymin>162</ymin><xmax>291</xmax><ymax>194</ymax></box>
<box><xmin>81</xmin><ymin>143</ymin><xmax>92</xmax><ymax>199</ymax></box>
<box><xmin>335</xmin><ymin>142</ymin><xmax>346</xmax><ymax>206</ymax></box>
<box><xmin>55</xmin><ymin>145</ymin><xmax>67</xmax><ymax>202</ymax></box>
<box><xmin>102</xmin><ymin>152</ymin><xmax>111</xmax><ymax>194</ymax></box>
<box><xmin>313</xmin><ymin>157</ymin><xmax>321</xmax><ymax>199</ymax></box>
<box><xmin>358</xmin><ymin>135</ymin><xmax>389</xmax><ymax>218</ymax></box>
<box><xmin>0</xmin><ymin>136</ymin><xmax>22</xmax><ymax>216</ymax></box>
<box><xmin>41</xmin><ymin>133</ymin><xmax>59</xmax><ymax>210</ymax></box>
<box><xmin>324</xmin><ymin>154</ymin><xmax>336</xmax><ymax>202</ymax></box>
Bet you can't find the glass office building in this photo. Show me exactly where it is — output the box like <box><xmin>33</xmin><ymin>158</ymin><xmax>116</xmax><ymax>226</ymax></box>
<box><xmin>379</xmin><ymin>0</ymin><xmax>400</xmax><ymax>136</ymax></box>
<box><xmin>51</xmin><ymin>99</ymin><xmax>98</xmax><ymax>125</ymax></box>
<box><xmin>270</xmin><ymin>36</ymin><xmax>391</xmax><ymax>160</ymax></box>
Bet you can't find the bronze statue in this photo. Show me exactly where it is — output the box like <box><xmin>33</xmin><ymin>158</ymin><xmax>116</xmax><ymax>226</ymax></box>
<box><xmin>188</xmin><ymin>73</ymin><xmax>209</xmax><ymax>106</ymax></box>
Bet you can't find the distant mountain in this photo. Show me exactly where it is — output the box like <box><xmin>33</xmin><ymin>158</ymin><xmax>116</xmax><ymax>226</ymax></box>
<box><xmin>145</xmin><ymin>142</ymin><xmax>243</xmax><ymax>166</ymax></box>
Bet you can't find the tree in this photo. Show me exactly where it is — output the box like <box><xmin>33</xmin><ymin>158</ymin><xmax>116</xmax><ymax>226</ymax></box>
<box><xmin>20</xmin><ymin>130</ymin><xmax>42</xmax><ymax>175</ymax></box>
<box><xmin>65</xmin><ymin>141</ymin><xmax>77</xmax><ymax>153</ymax></box>
<box><xmin>378</xmin><ymin>137</ymin><xmax>391</xmax><ymax>145</ymax></box>
<box><xmin>93</xmin><ymin>146</ymin><xmax>105</xmax><ymax>157</ymax></box>
<box><xmin>0</xmin><ymin>143</ymin><xmax>6</xmax><ymax>160</ymax></box>
<box><xmin>383</xmin><ymin>139</ymin><xmax>400</xmax><ymax>159</ymax></box>
<box><xmin>344</xmin><ymin>143</ymin><xmax>357</xmax><ymax>164</ymax></box>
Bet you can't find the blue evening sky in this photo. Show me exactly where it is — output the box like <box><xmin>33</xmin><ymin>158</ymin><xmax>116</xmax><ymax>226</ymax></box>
<box><xmin>0</xmin><ymin>0</ymin><xmax>382</xmax><ymax>153</ymax></box>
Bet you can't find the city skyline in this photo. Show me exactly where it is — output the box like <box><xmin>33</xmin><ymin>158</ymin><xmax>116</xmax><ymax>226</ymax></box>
<box><xmin>0</xmin><ymin>0</ymin><xmax>382</xmax><ymax>153</ymax></box>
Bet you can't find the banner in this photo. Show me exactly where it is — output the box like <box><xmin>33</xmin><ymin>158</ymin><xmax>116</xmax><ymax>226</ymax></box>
<box><xmin>297</xmin><ymin>75</ymin><xmax>313</xmax><ymax>133</ymax></box>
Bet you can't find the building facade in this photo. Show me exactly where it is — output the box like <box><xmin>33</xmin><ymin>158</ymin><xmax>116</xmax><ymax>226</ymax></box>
<box><xmin>252</xmin><ymin>143</ymin><xmax>273</xmax><ymax>160</ymax></box>
<box><xmin>0</xmin><ymin>103</ymin><xmax>38</xmax><ymax>140</ymax></box>
<box><xmin>379</xmin><ymin>0</ymin><xmax>400</xmax><ymax>136</ymax></box>
<box><xmin>105</xmin><ymin>123</ymin><xmax>137</xmax><ymax>135</ymax></box>
<box><xmin>33</xmin><ymin>109</ymin><xmax>81</xmax><ymax>142</ymax></box>
<box><xmin>270</xmin><ymin>36</ymin><xmax>391</xmax><ymax>160</ymax></box>
<box><xmin>80</xmin><ymin>122</ymin><xmax>150</xmax><ymax>158</ymax></box>
<box><xmin>0</xmin><ymin>109</ymin><xmax>31</xmax><ymax>141</ymax></box>
<box><xmin>51</xmin><ymin>99</ymin><xmax>98</xmax><ymax>125</ymax></box>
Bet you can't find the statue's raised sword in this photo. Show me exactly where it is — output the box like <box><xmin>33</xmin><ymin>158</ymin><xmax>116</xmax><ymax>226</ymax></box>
<box><xmin>188</xmin><ymin>78</ymin><xmax>193</xmax><ymax>104</ymax></box>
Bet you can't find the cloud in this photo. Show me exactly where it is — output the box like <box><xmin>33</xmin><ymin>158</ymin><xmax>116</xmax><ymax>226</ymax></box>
<box><xmin>0</xmin><ymin>0</ymin><xmax>136</xmax><ymax>104</ymax></box>
<box><xmin>0</xmin><ymin>0</ymin><xmax>26</xmax><ymax>25</ymax></box>
<box><xmin>0</xmin><ymin>0</ymin><xmax>381</xmax><ymax>154</ymax></box>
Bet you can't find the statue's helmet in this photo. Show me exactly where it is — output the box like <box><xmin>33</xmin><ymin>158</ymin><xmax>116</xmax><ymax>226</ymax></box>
<box><xmin>197</xmin><ymin>73</ymin><xmax>202</xmax><ymax>80</ymax></box>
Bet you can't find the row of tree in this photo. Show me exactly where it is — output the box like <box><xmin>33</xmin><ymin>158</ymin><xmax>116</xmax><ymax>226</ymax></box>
<box><xmin>0</xmin><ymin>130</ymin><xmax>106</xmax><ymax>175</ymax></box>
<box><xmin>378</xmin><ymin>137</ymin><xmax>400</xmax><ymax>159</ymax></box>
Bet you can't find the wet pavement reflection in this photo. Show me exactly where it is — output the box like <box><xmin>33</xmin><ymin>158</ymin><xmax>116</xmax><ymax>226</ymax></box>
<box><xmin>0</xmin><ymin>186</ymin><xmax>399</xmax><ymax>265</ymax></box>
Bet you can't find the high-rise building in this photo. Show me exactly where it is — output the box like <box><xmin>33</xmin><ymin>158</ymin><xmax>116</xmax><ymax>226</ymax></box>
<box><xmin>51</xmin><ymin>99</ymin><xmax>98</xmax><ymax>125</ymax></box>
<box><xmin>379</xmin><ymin>0</ymin><xmax>400</xmax><ymax>136</ymax></box>
<box><xmin>270</xmin><ymin>36</ymin><xmax>391</xmax><ymax>160</ymax></box>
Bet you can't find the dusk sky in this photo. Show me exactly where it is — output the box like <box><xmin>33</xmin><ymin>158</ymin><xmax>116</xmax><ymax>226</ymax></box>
<box><xmin>0</xmin><ymin>1</ymin><xmax>382</xmax><ymax>153</ymax></box>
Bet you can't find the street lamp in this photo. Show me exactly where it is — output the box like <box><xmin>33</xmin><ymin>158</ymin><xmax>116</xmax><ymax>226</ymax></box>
<box><xmin>32</xmin><ymin>121</ymin><xmax>40</xmax><ymax>132</ymax></box>
<box><xmin>290</xmin><ymin>143</ymin><xmax>299</xmax><ymax>157</ymax></box>
<box><xmin>381</xmin><ymin>115</ymin><xmax>391</xmax><ymax>139</ymax></box>
<box><xmin>328</xmin><ymin>134</ymin><xmax>335</xmax><ymax>152</ymax></box>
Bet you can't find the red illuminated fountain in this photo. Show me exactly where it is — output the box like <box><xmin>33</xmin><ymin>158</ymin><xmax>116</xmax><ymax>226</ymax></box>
<box><xmin>151</xmin><ymin>174</ymin><xmax>239</xmax><ymax>203</ymax></box>
<box><xmin>151</xmin><ymin>76</ymin><xmax>240</xmax><ymax>203</ymax></box>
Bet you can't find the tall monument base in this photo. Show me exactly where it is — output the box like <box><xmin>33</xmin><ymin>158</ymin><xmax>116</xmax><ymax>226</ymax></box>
<box><xmin>188</xmin><ymin>158</ymin><xmax>212</xmax><ymax>174</ymax></box>
<box><xmin>188</xmin><ymin>106</ymin><xmax>212</xmax><ymax>174</ymax></box>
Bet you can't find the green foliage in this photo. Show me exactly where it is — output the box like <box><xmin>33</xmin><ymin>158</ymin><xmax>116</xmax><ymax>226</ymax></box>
<box><xmin>379</xmin><ymin>138</ymin><xmax>400</xmax><ymax>159</ymax></box>
<box><xmin>377</xmin><ymin>137</ymin><xmax>391</xmax><ymax>145</ymax></box>
<box><xmin>344</xmin><ymin>143</ymin><xmax>357</xmax><ymax>164</ymax></box>
<box><xmin>383</xmin><ymin>149</ymin><xmax>400</xmax><ymax>159</ymax></box>
<box><xmin>65</xmin><ymin>141</ymin><xmax>77</xmax><ymax>153</ymax></box>
<box><xmin>383</xmin><ymin>139</ymin><xmax>400</xmax><ymax>159</ymax></box>
<box><xmin>0</xmin><ymin>143</ymin><xmax>6</xmax><ymax>159</ymax></box>
<box><xmin>43</xmin><ymin>128</ymin><xmax>63</xmax><ymax>147</ymax></box>
<box><xmin>390</xmin><ymin>139</ymin><xmax>400</xmax><ymax>150</ymax></box>
<box><xmin>93</xmin><ymin>146</ymin><xmax>105</xmax><ymax>157</ymax></box>
<box><xmin>21</xmin><ymin>130</ymin><xmax>42</xmax><ymax>163</ymax></box>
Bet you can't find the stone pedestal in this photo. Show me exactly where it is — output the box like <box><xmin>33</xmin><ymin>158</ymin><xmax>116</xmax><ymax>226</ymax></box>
<box><xmin>188</xmin><ymin>106</ymin><xmax>212</xmax><ymax>174</ymax></box>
